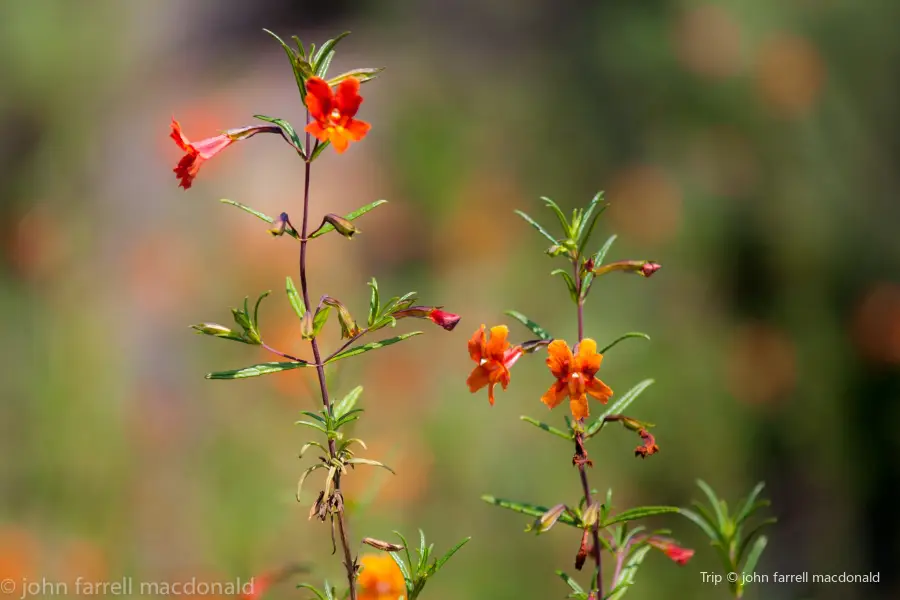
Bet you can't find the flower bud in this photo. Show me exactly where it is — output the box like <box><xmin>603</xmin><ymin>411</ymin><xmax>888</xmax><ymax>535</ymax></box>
<box><xmin>526</xmin><ymin>503</ymin><xmax>568</xmax><ymax>535</ymax></box>
<box><xmin>591</xmin><ymin>260</ymin><xmax>661</xmax><ymax>278</ymax></box>
<box><xmin>361</xmin><ymin>537</ymin><xmax>405</xmax><ymax>552</ymax></box>
<box><xmin>191</xmin><ymin>323</ymin><xmax>234</xmax><ymax>336</ymax></box>
<box><xmin>394</xmin><ymin>306</ymin><xmax>461</xmax><ymax>331</ymax></box>
<box><xmin>312</xmin><ymin>214</ymin><xmax>359</xmax><ymax>239</ymax></box>
<box><xmin>581</xmin><ymin>502</ymin><xmax>601</xmax><ymax>528</ymax></box>
<box><xmin>268</xmin><ymin>212</ymin><xmax>289</xmax><ymax>237</ymax></box>
<box><xmin>300</xmin><ymin>311</ymin><xmax>315</xmax><ymax>340</ymax></box>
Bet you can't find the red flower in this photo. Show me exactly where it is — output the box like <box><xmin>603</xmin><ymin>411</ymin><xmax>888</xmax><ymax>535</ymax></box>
<box><xmin>467</xmin><ymin>325</ymin><xmax>523</xmax><ymax>405</ymax></box>
<box><xmin>647</xmin><ymin>538</ymin><xmax>694</xmax><ymax>565</ymax></box>
<box><xmin>170</xmin><ymin>119</ymin><xmax>278</xmax><ymax>189</ymax></box>
<box><xmin>634</xmin><ymin>428</ymin><xmax>660</xmax><ymax>458</ymax></box>
<box><xmin>305</xmin><ymin>76</ymin><xmax>371</xmax><ymax>153</ymax></box>
<box><xmin>429</xmin><ymin>308</ymin><xmax>461</xmax><ymax>331</ymax></box>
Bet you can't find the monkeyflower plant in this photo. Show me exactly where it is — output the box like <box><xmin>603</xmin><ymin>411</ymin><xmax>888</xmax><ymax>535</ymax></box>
<box><xmin>473</xmin><ymin>198</ymin><xmax>775</xmax><ymax>598</ymax></box>
<box><xmin>170</xmin><ymin>31</ymin><xmax>467</xmax><ymax>600</ymax></box>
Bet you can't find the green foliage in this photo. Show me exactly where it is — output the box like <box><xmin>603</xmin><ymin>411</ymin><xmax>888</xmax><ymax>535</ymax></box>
<box><xmin>206</xmin><ymin>361</ymin><xmax>309</xmax><ymax>379</ymax></box>
<box><xmin>601</xmin><ymin>506</ymin><xmax>679</xmax><ymax>528</ymax></box>
<box><xmin>598</xmin><ymin>332</ymin><xmax>651</xmax><ymax>354</ymax></box>
<box><xmin>192</xmin><ymin>291</ymin><xmax>270</xmax><ymax>347</ymax></box>
<box><xmin>504</xmin><ymin>309</ymin><xmax>552</xmax><ymax>340</ymax></box>
<box><xmin>585</xmin><ymin>379</ymin><xmax>655</xmax><ymax>438</ymax></box>
<box><xmin>520</xmin><ymin>415</ymin><xmax>573</xmax><ymax>441</ymax></box>
<box><xmin>325</xmin><ymin>332</ymin><xmax>423</xmax><ymax>363</ymax></box>
<box><xmin>253</xmin><ymin>114</ymin><xmax>305</xmax><ymax>158</ymax></box>
<box><xmin>308</xmin><ymin>200</ymin><xmax>388</xmax><ymax>239</ymax></box>
<box><xmin>286</xmin><ymin>276</ymin><xmax>306</xmax><ymax>318</ymax></box>
<box><xmin>679</xmin><ymin>480</ymin><xmax>776</xmax><ymax>598</ymax></box>
<box><xmin>385</xmin><ymin>530</ymin><xmax>470</xmax><ymax>600</ymax></box>
<box><xmin>219</xmin><ymin>199</ymin><xmax>301</xmax><ymax>239</ymax></box>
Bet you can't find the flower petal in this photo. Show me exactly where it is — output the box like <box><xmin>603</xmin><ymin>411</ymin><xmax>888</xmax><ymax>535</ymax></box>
<box><xmin>170</xmin><ymin>118</ymin><xmax>191</xmax><ymax>150</ymax></box>
<box><xmin>569</xmin><ymin>393</ymin><xmax>590</xmax><ymax>420</ymax></box>
<box><xmin>328</xmin><ymin>129</ymin><xmax>350</xmax><ymax>153</ymax></box>
<box><xmin>540</xmin><ymin>380</ymin><xmax>567</xmax><ymax>410</ymax></box>
<box><xmin>546</xmin><ymin>339</ymin><xmax>573</xmax><ymax>379</ymax></box>
<box><xmin>190</xmin><ymin>134</ymin><xmax>233</xmax><ymax>159</ymax></box>
<box><xmin>344</xmin><ymin>118</ymin><xmax>371</xmax><ymax>142</ymax></box>
<box><xmin>585</xmin><ymin>377</ymin><xmax>613</xmax><ymax>403</ymax></box>
<box><xmin>468</xmin><ymin>325</ymin><xmax>486</xmax><ymax>363</ymax></box>
<box><xmin>304</xmin><ymin>76</ymin><xmax>334</xmax><ymax>122</ymax></box>
<box><xmin>485</xmin><ymin>325</ymin><xmax>510</xmax><ymax>360</ymax></box>
<box><xmin>575</xmin><ymin>338</ymin><xmax>602</xmax><ymax>375</ymax></box>
<box><xmin>466</xmin><ymin>365</ymin><xmax>491</xmax><ymax>393</ymax></box>
<box><xmin>334</xmin><ymin>77</ymin><xmax>363</xmax><ymax>118</ymax></box>
<box><xmin>305</xmin><ymin>120</ymin><xmax>329</xmax><ymax>143</ymax></box>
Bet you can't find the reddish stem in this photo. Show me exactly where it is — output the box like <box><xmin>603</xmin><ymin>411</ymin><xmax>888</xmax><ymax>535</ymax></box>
<box><xmin>299</xmin><ymin>112</ymin><xmax>358</xmax><ymax>600</ymax></box>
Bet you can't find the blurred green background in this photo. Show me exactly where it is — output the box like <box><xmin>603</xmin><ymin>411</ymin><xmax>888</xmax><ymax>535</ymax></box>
<box><xmin>2</xmin><ymin>1</ymin><xmax>899</xmax><ymax>599</ymax></box>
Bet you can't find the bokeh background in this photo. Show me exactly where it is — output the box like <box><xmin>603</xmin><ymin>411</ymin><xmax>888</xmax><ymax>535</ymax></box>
<box><xmin>2</xmin><ymin>1</ymin><xmax>899</xmax><ymax>599</ymax></box>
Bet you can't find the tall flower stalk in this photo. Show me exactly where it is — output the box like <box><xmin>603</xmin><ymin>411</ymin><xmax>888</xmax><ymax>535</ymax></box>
<box><xmin>172</xmin><ymin>31</ymin><xmax>468</xmax><ymax>600</ymax></box>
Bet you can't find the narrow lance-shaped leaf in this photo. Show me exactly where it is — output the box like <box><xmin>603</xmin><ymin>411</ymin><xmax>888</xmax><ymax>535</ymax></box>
<box><xmin>585</xmin><ymin>379</ymin><xmax>655</xmax><ymax>438</ymax></box>
<box><xmin>431</xmin><ymin>537</ymin><xmax>471</xmax><ymax>573</ymax></box>
<box><xmin>286</xmin><ymin>276</ymin><xmax>306</xmax><ymax>319</ymax></box>
<box><xmin>262</xmin><ymin>29</ymin><xmax>311</xmax><ymax>99</ymax></box>
<box><xmin>577</xmin><ymin>201</ymin><xmax>608</xmax><ymax>256</ymax></box>
<box><xmin>556</xmin><ymin>571</ymin><xmax>587</xmax><ymax>599</ymax></box>
<box><xmin>328</xmin><ymin>67</ymin><xmax>384</xmax><ymax>86</ymax></box>
<box><xmin>481</xmin><ymin>495</ymin><xmax>580</xmax><ymax>526</ymax></box>
<box><xmin>581</xmin><ymin>233</ymin><xmax>617</xmax><ymax>298</ymax></box>
<box><xmin>550</xmin><ymin>269</ymin><xmax>579</xmax><ymax>303</ymax></box>
<box><xmin>605</xmin><ymin>544</ymin><xmax>652</xmax><ymax>600</ymax></box>
<box><xmin>206</xmin><ymin>361</ymin><xmax>309</xmax><ymax>380</ymax></box>
<box><xmin>334</xmin><ymin>386</ymin><xmax>363</xmax><ymax>420</ymax></box>
<box><xmin>253</xmin><ymin>114</ymin><xmax>305</xmax><ymax>157</ymax></box>
<box><xmin>599</xmin><ymin>332</ymin><xmax>651</xmax><ymax>354</ymax></box>
<box><xmin>313</xmin><ymin>31</ymin><xmax>351</xmax><ymax>77</ymax></box>
<box><xmin>696</xmin><ymin>479</ymin><xmax>727</xmax><ymax>529</ymax></box>
<box><xmin>601</xmin><ymin>506</ymin><xmax>679</xmax><ymax>527</ymax></box>
<box><xmin>733</xmin><ymin>482</ymin><xmax>767</xmax><ymax>526</ymax></box>
<box><xmin>540</xmin><ymin>196</ymin><xmax>572</xmax><ymax>238</ymax></box>
<box><xmin>520</xmin><ymin>415</ymin><xmax>573</xmax><ymax>440</ymax></box>
<box><xmin>504</xmin><ymin>309</ymin><xmax>552</xmax><ymax>340</ymax></box>
<box><xmin>219</xmin><ymin>199</ymin><xmax>302</xmax><ymax>240</ymax></box>
<box><xmin>514</xmin><ymin>209</ymin><xmax>558</xmax><ymax>245</ymax></box>
<box><xmin>309</xmin><ymin>200</ymin><xmax>388</xmax><ymax>239</ymax></box>
<box><xmin>326</xmin><ymin>331</ymin><xmax>423</xmax><ymax>363</ymax></box>
<box><xmin>367</xmin><ymin>278</ymin><xmax>380</xmax><ymax>327</ymax></box>
<box><xmin>740</xmin><ymin>535</ymin><xmax>768</xmax><ymax>575</ymax></box>
<box><xmin>677</xmin><ymin>508</ymin><xmax>720</xmax><ymax>541</ymax></box>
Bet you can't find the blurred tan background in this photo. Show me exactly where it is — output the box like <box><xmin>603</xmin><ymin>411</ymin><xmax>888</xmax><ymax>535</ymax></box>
<box><xmin>2</xmin><ymin>1</ymin><xmax>899</xmax><ymax>599</ymax></box>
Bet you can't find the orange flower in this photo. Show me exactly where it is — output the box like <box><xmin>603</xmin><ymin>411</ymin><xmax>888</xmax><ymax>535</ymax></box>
<box><xmin>357</xmin><ymin>554</ymin><xmax>406</xmax><ymax>600</ymax></box>
<box><xmin>467</xmin><ymin>325</ymin><xmax>523</xmax><ymax>405</ymax></box>
<box><xmin>170</xmin><ymin>118</ymin><xmax>279</xmax><ymax>189</ymax></box>
<box><xmin>541</xmin><ymin>339</ymin><xmax>612</xmax><ymax>420</ymax></box>
<box><xmin>305</xmin><ymin>76</ymin><xmax>371</xmax><ymax>153</ymax></box>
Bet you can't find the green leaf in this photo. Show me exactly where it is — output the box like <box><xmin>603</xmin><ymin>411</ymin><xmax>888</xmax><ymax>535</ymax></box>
<box><xmin>345</xmin><ymin>458</ymin><xmax>395</xmax><ymax>474</ymax></box>
<box><xmin>555</xmin><ymin>571</ymin><xmax>586</xmax><ymax>598</ymax></box>
<box><xmin>296</xmin><ymin>464</ymin><xmax>325</xmax><ymax>500</ymax></box>
<box><xmin>327</xmin><ymin>67</ymin><xmax>384</xmax><ymax>86</ymax></box>
<box><xmin>219</xmin><ymin>199</ymin><xmax>302</xmax><ymax>239</ymax></box>
<box><xmin>577</xmin><ymin>191</ymin><xmax>605</xmax><ymax>242</ymax></box>
<box><xmin>205</xmin><ymin>361</ymin><xmax>308</xmax><ymax>379</ymax></box>
<box><xmin>309</xmin><ymin>200</ymin><xmax>388</xmax><ymax>239</ymax></box>
<box><xmin>514</xmin><ymin>210</ymin><xmax>558</xmax><ymax>245</ymax></box>
<box><xmin>313</xmin><ymin>31</ymin><xmax>351</xmax><ymax>77</ymax></box>
<box><xmin>582</xmin><ymin>234</ymin><xmax>617</xmax><ymax>298</ymax></box>
<box><xmin>312</xmin><ymin>305</ymin><xmax>331</xmax><ymax>337</ymax></box>
<box><xmin>740</xmin><ymin>534</ymin><xmax>768</xmax><ymax>575</ymax></box>
<box><xmin>520</xmin><ymin>415</ymin><xmax>573</xmax><ymax>440</ymax></box>
<box><xmin>286</xmin><ymin>276</ymin><xmax>306</xmax><ymax>319</ymax></box>
<box><xmin>677</xmin><ymin>508</ymin><xmax>720</xmax><ymax>541</ymax></box>
<box><xmin>737</xmin><ymin>518</ymin><xmax>777</xmax><ymax>563</ymax></box>
<box><xmin>733</xmin><ymin>482</ymin><xmax>767</xmax><ymax>526</ymax></box>
<box><xmin>504</xmin><ymin>310</ymin><xmax>552</xmax><ymax>340</ymax></box>
<box><xmin>601</xmin><ymin>506</ymin><xmax>679</xmax><ymax>527</ymax></box>
<box><xmin>310</xmin><ymin>140</ymin><xmax>328</xmax><ymax>162</ymax></box>
<box><xmin>262</xmin><ymin>29</ymin><xmax>310</xmax><ymax>99</ymax></box>
<box><xmin>253</xmin><ymin>114</ymin><xmax>305</xmax><ymax>157</ymax></box>
<box><xmin>388</xmin><ymin>552</ymin><xmax>412</xmax><ymax>589</ymax></box>
<box><xmin>295</xmin><ymin>419</ymin><xmax>327</xmax><ymax>434</ymax></box>
<box><xmin>585</xmin><ymin>379</ymin><xmax>655</xmax><ymax>437</ymax></box>
<box><xmin>481</xmin><ymin>495</ymin><xmax>579</xmax><ymax>527</ymax></box>
<box><xmin>367</xmin><ymin>278</ymin><xmax>380</xmax><ymax>327</ymax></box>
<box><xmin>605</xmin><ymin>545</ymin><xmax>651</xmax><ymax>600</ymax></box>
<box><xmin>325</xmin><ymin>332</ymin><xmax>423</xmax><ymax>363</ymax></box>
<box><xmin>296</xmin><ymin>583</ymin><xmax>329</xmax><ymax>600</ymax></box>
<box><xmin>291</xmin><ymin>35</ymin><xmax>306</xmax><ymax>58</ymax></box>
<box><xmin>540</xmin><ymin>196</ymin><xmax>572</xmax><ymax>238</ymax></box>
<box><xmin>334</xmin><ymin>386</ymin><xmax>363</xmax><ymax>420</ymax></box>
<box><xmin>253</xmin><ymin>290</ymin><xmax>270</xmax><ymax>330</ymax></box>
<box><xmin>432</xmin><ymin>537</ymin><xmax>470</xmax><ymax>573</ymax></box>
<box><xmin>696</xmin><ymin>480</ymin><xmax>727</xmax><ymax>529</ymax></box>
<box><xmin>598</xmin><ymin>332</ymin><xmax>651</xmax><ymax>354</ymax></box>
<box><xmin>550</xmin><ymin>269</ymin><xmax>579</xmax><ymax>303</ymax></box>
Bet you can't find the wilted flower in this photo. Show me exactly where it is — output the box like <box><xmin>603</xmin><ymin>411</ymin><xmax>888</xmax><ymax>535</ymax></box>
<box><xmin>467</xmin><ymin>325</ymin><xmax>523</xmax><ymax>405</ymax></box>
<box><xmin>170</xmin><ymin>118</ymin><xmax>278</xmax><ymax>189</ymax></box>
<box><xmin>305</xmin><ymin>76</ymin><xmax>371</xmax><ymax>153</ymax></box>
<box><xmin>634</xmin><ymin>428</ymin><xmax>659</xmax><ymax>458</ymax></box>
<box><xmin>541</xmin><ymin>339</ymin><xmax>613</xmax><ymax>420</ymax></box>
<box><xmin>357</xmin><ymin>554</ymin><xmax>406</xmax><ymax>600</ymax></box>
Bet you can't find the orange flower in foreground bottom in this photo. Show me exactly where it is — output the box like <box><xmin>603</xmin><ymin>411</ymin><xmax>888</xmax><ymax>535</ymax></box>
<box><xmin>358</xmin><ymin>554</ymin><xmax>406</xmax><ymax>600</ymax></box>
<box><xmin>305</xmin><ymin>76</ymin><xmax>371</xmax><ymax>153</ymax></box>
<box><xmin>541</xmin><ymin>339</ymin><xmax>613</xmax><ymax>420</ymax></box>
<box><xmin>467</xmin><ymin>325</ymin><xmax>523</xmax><ymax>405</ymax></box>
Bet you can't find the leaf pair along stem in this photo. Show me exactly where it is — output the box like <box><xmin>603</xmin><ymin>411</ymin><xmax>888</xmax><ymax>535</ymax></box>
<box><xmin>298</xmin><ymin>115</ymin><xmax>359</xmax><ymax>600</ymax></box>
